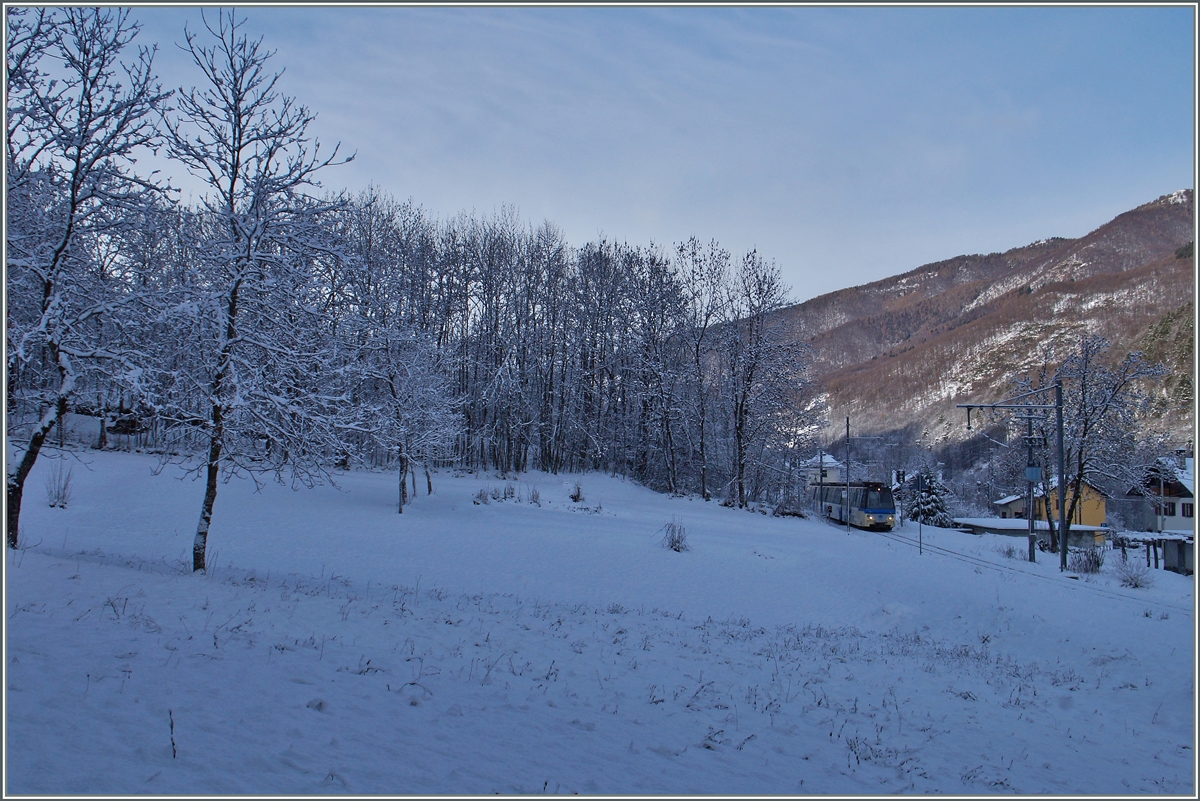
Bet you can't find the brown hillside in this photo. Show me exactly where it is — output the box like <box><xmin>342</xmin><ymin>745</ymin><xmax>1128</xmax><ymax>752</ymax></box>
<box><xmin>774</xmin><ymin>190</ymin><xmax>1195</xmax><ymax>444</ymax></box>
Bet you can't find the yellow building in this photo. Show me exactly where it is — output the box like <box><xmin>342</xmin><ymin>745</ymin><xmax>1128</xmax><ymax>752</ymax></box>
<box><xmin>1031</xmin><ymin>479</ymin><xmax>1107</xmax><ymax>527</ymax></box>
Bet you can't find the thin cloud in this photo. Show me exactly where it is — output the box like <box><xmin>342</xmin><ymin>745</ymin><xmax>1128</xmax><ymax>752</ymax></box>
<box><xmin>127</xmin><ymin>6</ymin><xmax>1193</xmax><ymax>302</ymax></box>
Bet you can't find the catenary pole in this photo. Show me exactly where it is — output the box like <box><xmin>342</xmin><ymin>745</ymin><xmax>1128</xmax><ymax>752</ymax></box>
<box><xmin>817</xmin><ymin>448</ymin><xmax>825</xmax><ymax>519</ymax></box>
<box><xmin>845</xmin><ymin>417</ymin><xmax>851</xmax><ymax>533</ymax></box>
<box><xmin>1026</xmin><ymin>413</ymin><xmax>1036</xmax><ymax>563</ymax></box>
<box><xmin>1056</xmin><ymin>380</ymin><xmax>1067</xmax><ymax>572</ymax></box>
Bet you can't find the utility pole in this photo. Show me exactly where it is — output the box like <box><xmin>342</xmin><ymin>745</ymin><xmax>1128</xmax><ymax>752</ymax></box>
<box><xmin>958</xmin><ymin>381</ymin><xmax>1069</xmax><ymax>571</ymax></box>
<box><xmin>846</xmin><ymin>417</ymin><xmax>851</xmax><ymax>534</ymax></box>
<box><xmin>843</xmin><ymin>417</ymin><xmax>884</xmax><ymax>534</ymax></box>
<box><xmin>1056</xmin><ymin>380</ymin><xmax>1067</xmax><ymax>573</ymax></box>
<box><xmin>817</xmin><ymin>447</ymin><xmax>825</xmax><ymax>519</ymax></box>
<box><xmin>917</xmin><ymin>470</ymin><xmax>923</xmax><ymax>555</ymax></box>
<box><xmin>1024</xmin><ymin>413</ymin><xmax>1039</xmax><ymax>563</ymax></box>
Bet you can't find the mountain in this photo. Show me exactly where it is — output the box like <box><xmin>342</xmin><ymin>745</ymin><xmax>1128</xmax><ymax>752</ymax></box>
<box><xmin>774</xmin><ymin>190</ymin><xmax>1195</xmax><ymax>449</ymax></box>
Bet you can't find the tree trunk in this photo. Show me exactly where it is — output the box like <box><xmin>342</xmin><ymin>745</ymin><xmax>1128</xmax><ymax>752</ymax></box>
<box><xmin>424</xmin><ymin>462</ymin><xmax>433</xmax><ymax>495</ymax></box>
<box><xmin>734</xmin><ymin>394</ymin><xmax>748</xmax><ymax>508</ymax></box>
<box><xmin>6</xmin><ymin>413</ymin><xmax>60</xmax><ymax>549</ymax></box>
<box><xmin>662</xmin><ymin>402</ymin><xmax>677</xmax><ymax>495</ymax></box>
<box><xmin>699</xmin><ymin>401</ymin><xmax>709</xmax><ymax>500</ymax></box>
<box><xmin>193</xmin><ymin>404</ymin><xmax>224</xmax><ymax>572</ymax></box>
<box><xmin>398</xmin><ymin>446</ymin><xmax>409</xmax><ymax>513</ymax></box>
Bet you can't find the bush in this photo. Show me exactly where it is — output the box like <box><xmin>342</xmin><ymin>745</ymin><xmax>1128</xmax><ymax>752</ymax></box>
<box><xmin>45</xmin><ymin>461</ymin><xmax>72</xmax><ymax>508</ymax></box>
<box><xmin>1114</xmin><ymin>557</ymin><xmax>1154</xmax><ymax>589</ymax></box>
<box><xmin>660</xmin><ymin>519</ymin><xmax>689</xmax><ymax>552</ymax></box>
<box><xmin>570</xmin><ymin>482</ymin><xmax>584</xmax><ymax>503</ymax></box>
<box><xmin>473</xmin><ymin>488</ymin><xmax>489</xmax><ymax>505</ymax></box>
<box><xmin>526</xmin><ymin>486</ymin><xmax>541</xmax><ymax>506</ymax></box>
<box><xmin>1068</xmin><ymin>547</ymin><xmax>1104</xmax><ymax>574</ymax></box>
<box><xmin>995</xmin><ymin>543</ymin><xmax>1021</xmax><ymax>560</ymax></box>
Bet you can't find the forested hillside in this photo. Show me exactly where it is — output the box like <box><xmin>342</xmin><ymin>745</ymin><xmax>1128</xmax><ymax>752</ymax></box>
<box><xmin>775</xmin><ymin>190</ymin><xmax>1194</xmax><ymax>446</ymax></box>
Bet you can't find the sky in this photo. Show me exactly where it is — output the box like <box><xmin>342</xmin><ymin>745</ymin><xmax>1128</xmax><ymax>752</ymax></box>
<box><xmin>126</xmin><ymin>5</ymin><xmax>1196</xmax><ymax>303</ymax></box>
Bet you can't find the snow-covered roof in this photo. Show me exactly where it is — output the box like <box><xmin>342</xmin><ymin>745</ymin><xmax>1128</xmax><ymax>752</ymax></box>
<box><xmin>1145</xmin><ymin>456</ymin><xmax>1195</xmax><ymax>497</ymax></box>
<box><xmin>801</xmin><ymin>454</ymin><xmax>841</xmax><ymax>468</ymax></box>
<box><xmin>993</xmin><ymin>495</ymin><xmax>1022</xmax><ymax>506</ymax></box>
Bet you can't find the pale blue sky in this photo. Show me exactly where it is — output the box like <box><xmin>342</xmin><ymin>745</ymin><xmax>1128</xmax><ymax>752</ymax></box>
<box><xmin>130</xmin><ymin>5</ymin><xmax>1195</xmax><ymax>302</ymax></box>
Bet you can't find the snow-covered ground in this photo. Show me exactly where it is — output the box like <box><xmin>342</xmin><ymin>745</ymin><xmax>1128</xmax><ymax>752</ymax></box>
<box><xmin>5</xmin><ymin>449</ymin><xmax>1195</xmax><ymax>795</ymax></box>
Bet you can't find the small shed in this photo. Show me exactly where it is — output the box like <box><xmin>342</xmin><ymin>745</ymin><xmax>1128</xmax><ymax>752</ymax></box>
<box><xmin>993</xmin><ymin>494</ymin><xmax>1025</xmax><ymax>519</ymax></box>
<box><xmin>1157</xmin><ymin>535</ymin><xmax>1194</xmax><ymax>576</ymax></box>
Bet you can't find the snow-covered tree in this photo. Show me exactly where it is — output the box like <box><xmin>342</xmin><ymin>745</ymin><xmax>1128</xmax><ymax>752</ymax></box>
<box><xmin>720</xmin><ymin>250</ymin><xmax>819</xmax><ymax>508</ymax></box>
<box><xmin>5</xmin><ymin>8</ymin><xmax>169</xmax><ymax>548</ymax></box>
<box><xmin>908</xmin><ymin>467</ymin><xmax>955</xmax><ymax>527</ymax></box>
<box><xmin>1014</xmin><ymin>335</ymin><xmax>1164</xmax><ymax>551</ymax></box>
<box><xmin>158</xmin><ymin>10</ymin><xmax>350</xmax><ymax>571</ymax></box>
<box><xmin>328</xmin><ymin>197</ymin><xmax>460</xmax><ymax>510</ymax></box>
<box><xmin>676</xmin><ymin>237</ymin><xmax>729</xmax><ymax>500</ymax></box>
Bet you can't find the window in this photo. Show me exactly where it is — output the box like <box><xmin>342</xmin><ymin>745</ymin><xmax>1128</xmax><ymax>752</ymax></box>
<box><xmin>1183</xmin><ymin>503</ymin><xmax>1194</xmax><ymax>519</ymax></box>
<box><xmin>1156</xmin><ymin>501</ymin><xmax>1177</xmax><ymax>517</ymax></box>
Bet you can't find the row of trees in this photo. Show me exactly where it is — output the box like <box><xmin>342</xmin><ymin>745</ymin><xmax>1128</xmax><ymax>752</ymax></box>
<box><xmin>5</xmin><ymin>9</ymin><xmax>827</xmax><ymax>568</ymax></box>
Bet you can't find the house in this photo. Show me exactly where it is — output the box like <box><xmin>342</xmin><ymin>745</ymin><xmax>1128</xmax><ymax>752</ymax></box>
<box><xmin>993</xmin><ymin>494</ymin><xmax>1026</xmax><ymax>519</ymax></box>
<box><xmin>993</xmin><ymin>479</ymin><xmax>1107</xmax><ymax>526</ymax></box>
<box><xmin>1028</xmin><ymin>478</ymin><xmax>1107</xmax><ymax>528</ymax></box>
<box><xmin>801</xmin><ymin>453</ymin><xmax>843</xmax><ymax>488</ymax></box>
<box><xmin>1125</xmin><ymin>456</ymin><xmax>1195</xmax><ymax>534</ymax></box>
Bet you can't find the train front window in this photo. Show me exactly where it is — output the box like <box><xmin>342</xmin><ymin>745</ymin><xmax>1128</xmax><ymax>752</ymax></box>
<box><xmin>865</xmin><ymin>488</ymin><xmax>894</xmax><ymax>510</ymax></box>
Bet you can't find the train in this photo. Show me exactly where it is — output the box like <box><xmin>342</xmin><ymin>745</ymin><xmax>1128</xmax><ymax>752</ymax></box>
<box><xmin>810</xmin><ymin>481</ymin><xmax>897</xmax><ymax>531</ymax></box>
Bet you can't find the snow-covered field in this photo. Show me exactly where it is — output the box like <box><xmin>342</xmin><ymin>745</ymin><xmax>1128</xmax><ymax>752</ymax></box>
<box><xmin>5</xmin><ymin>449</ymin><xmax>1196</xmax><ymax>795</ymax></box>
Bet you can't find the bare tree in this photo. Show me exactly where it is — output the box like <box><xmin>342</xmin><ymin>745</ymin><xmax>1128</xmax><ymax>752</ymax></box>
<box><xmin>329</xmin><ymin>193</ymin><xmax>459</xmax><ymax>509</ymax></box>
<box><xmin>722</xmin><ymin>250</ymin><xmax>811</xmax><ymax>507</ymax></box>
<box><xmin>5</xmin><ymin>8</ymin><xmax>169</xmax><ymax>548</ymax></box>
<box><xmin>676</xmin><ymin>237</ymin><xmax>729</xmax><ymax>499</ymax></box>
<box><xmin>1014</xmin><ymin>335</ymin><xmax>1165</xmax><ymax>549</ymax></box>
<box><xmin>160</xmin><ymin>10</ymin><xmax>350</xmax><ymax>571</ymax></box>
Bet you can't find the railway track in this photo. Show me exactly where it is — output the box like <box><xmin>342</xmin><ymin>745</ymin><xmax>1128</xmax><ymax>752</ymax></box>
<box><xmin>855</xmin><ymin>522</ymin><xmax>1195</xmax><ymax>616</ymax></box>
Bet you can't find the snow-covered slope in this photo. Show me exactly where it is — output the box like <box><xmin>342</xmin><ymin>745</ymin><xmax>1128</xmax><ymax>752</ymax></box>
<box><xmin>5</xmin><ymin>450</ymin><xmax>1195</xmax><ymax>794</ymax></box>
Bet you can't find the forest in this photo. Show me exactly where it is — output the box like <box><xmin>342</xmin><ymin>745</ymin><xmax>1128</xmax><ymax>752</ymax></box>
<box><xmin>5</xmin><ymin>9</ymin><xmax>827</xmax><ymax>569</ymax></box>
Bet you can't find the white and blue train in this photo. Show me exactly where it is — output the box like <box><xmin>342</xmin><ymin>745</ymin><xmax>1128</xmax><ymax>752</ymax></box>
<box><xmin>810</xmin><ymin>481</ymin><xmax>897</xmax><ymax>531</ymax></box>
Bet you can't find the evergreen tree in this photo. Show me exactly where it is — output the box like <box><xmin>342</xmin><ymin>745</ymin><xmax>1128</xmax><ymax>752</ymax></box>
<box><xmin>909</xmin><ymin>468</ymin><xmax>955</xmax><ymax>527</ymax></box>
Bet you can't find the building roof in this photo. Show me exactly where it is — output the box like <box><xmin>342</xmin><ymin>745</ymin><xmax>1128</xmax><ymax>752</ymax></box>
<box><xmin>993</xmin><ymin>495</ymin><xmax>1023</xmax><ymax>506</ymax></box>
<box><xmin>1129</xmin><ymin>457</ymin><xmax>1195</xmax><ymax>499</ymax></box>
<box><xmin>1033</xmin><ymin>476</ymin><xmax>1107</xmax><ymax>498</ymax></box>
<box><xmin>801</xmin><ymin>454</ymin><xmax>842</xmax><ymax>469</ymax></box>
<box><xmin>1179</xmin><ymin>457</ymin><xmax>1194</xmax><ymax>495</ymax></box>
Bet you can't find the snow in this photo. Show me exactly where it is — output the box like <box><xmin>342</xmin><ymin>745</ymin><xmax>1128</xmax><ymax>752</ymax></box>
<box><xmin>5</xmin><ymin>449</ymin><xmax>1196</xmax><ymax>794</ymax></box>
